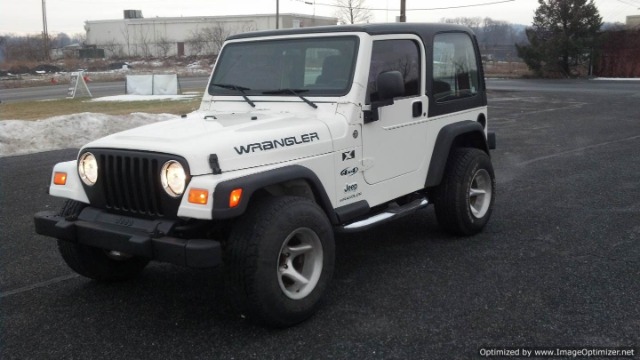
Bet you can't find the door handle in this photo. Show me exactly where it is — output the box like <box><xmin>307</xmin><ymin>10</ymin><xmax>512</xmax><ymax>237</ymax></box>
<box><xmin>412</xmin><ymin>101</ymin><xmax>423</xmax><ymax>118</ymax></box>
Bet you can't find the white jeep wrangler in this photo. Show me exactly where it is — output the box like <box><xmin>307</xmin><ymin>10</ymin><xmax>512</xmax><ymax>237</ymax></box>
<box><xmin>35</xmin><ymin>23</ymin><xmax>496</xmax><ymax>327</ymax></box>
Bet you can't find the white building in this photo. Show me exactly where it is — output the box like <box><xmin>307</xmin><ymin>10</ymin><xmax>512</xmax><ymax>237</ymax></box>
<box><xmin>85</xmin><ymin>12</ymin><xmax>338</xmax><ymax>58</ymax></box>
<box><xmin>627</xmin><ymin>15</ymin><xmax>640</xmax><ymax>28</ymax></box>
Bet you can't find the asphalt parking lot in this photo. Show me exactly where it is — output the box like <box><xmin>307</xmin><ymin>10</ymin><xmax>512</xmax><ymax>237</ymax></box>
<box><xmin>1</xmin><ymin>79</ymin><xmax>639</xmax><ymax>359</ymax></box>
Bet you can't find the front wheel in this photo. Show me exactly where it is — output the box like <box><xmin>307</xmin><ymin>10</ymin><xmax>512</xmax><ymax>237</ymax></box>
<box><xmin>433</xmin><ymin>148</ymin><xmax>496</xmax><ymax>236</ymax></box>
<box><xmin>224</xmin><ymin>196</ymin><xmax>335</xmax><ymax>327</ymax></box>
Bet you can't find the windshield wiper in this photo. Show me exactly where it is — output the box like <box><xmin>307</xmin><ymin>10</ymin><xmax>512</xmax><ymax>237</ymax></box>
<box><xmin>262</xmin><ymin>89</ymin><xmax>318</xmax><ymax>109</ymax></box>
<box><xmin>210</xmin><ymin>83</ymin><xmax>255</xmax><ymax>108</ymax></box>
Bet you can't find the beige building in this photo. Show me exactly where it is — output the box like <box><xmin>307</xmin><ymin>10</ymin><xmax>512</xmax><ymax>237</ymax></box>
<box><xmin>85</xmin><ymin>12</ymin><xmax>337</xmax><ymax>58</ymax></box>
<box><xmin>627</xmin><ymin>15</ymin><xmax>640</xmax><ymax>28</ymax></box>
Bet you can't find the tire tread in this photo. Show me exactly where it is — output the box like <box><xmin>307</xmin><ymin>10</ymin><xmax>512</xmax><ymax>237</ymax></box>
<box><xmin>433</xmin><ymin>147</ymin><xmax>495</xmax><ymax>236</ymax></box>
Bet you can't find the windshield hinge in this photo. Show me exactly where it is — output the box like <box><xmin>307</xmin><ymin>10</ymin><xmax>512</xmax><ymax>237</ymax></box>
<box><xmin>209</xmin><ymin>154</ymin><xmax>222</xmax><ymax>175</ymax></box>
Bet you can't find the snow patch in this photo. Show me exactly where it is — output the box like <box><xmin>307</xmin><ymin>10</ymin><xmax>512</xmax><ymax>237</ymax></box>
<box><xmin>0</xmin><ymin>113</ymin><xmax>176</xmax><ymax>157</ymax></box>
<box><xmin>90</xmin><ymin>94</ymin><xmax>198</xmax><ymax>102</ymax></box>
<box><xmin>591</xmin><ymin>77</ymin><xmax>640</xmax><ymax>81</ymax></box>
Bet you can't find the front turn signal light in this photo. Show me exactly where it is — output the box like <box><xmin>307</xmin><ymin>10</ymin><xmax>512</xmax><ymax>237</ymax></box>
<box><xmin>53</xmin><ymin>172</ymin><xmax>67</xmax><ymax>185</ymax></box>
<box><xmin>188</xmin><ymin>188</ymin><xmax>209</xmax><ymax>205</ymax></box>
<box><xmin>229</xmin><ymin>188</ymin><xmax>243</xmax><ymax>208</ymax></box>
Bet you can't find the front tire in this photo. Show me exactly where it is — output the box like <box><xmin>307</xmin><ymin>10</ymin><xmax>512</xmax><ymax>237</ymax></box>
<box><xmin>224</xmin><ymin>196</ymin><xmax>335</xmax><ymax>327</ymax></box>
<box><xmin>56</xmin><ymin>200</ymin><xmax>149</xmax><ymax>282</ymax></box>
<box><xmin>433</xmin><ymin>148</ymin><xmax>496</xmax><ymax>236</ymax></box>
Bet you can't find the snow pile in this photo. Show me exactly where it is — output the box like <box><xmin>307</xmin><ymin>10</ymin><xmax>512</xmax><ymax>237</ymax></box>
<box><xmin>0</xmin><ymin>113</ymin><xmax>176</xmax><ymax>157</ymax></box>
<box><xmin>91</xmin><ymin>94</ymin><xmax>198</xmax><ymax>102</ymax></box>
<box><xmin>591</xmin><ymin>77</ymin><xmax>640</xmax><ymax>81</ymax></box>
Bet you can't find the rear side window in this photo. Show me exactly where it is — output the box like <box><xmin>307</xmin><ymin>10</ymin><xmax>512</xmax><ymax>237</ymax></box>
<box><xmin>432</xmin><ymin>33</ymin><xmax>479</xmax><ymax>102</ymax></box>
<box><xmin>366</xmin><ymin>39</ymin><xmax>421</xmax><ymax>104</ymax></box>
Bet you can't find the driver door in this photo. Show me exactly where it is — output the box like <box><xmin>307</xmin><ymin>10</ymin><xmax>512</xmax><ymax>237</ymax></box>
<box><xmin>362</xmin><ymin>37</ymin><xmax>430</xmax><ymax>185</ymax></box>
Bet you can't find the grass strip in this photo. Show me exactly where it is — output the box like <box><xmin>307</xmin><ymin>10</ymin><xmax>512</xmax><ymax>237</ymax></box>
<box><xmin>1</xmin><ymin>97</ymin><xmax>201</xmax><ymax>121</ymax></box>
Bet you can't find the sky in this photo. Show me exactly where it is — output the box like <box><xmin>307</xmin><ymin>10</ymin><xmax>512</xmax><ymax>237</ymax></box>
<box><xmin>1</xmin><ymin>0</ymin><xmax>639</xmax><ymax>36</ymax></box>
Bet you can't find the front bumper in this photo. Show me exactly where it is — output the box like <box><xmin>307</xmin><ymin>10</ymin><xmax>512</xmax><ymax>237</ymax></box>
<box><xmin>34</xmin><ymin>207</ymin><xmax>221</xmax><ymax>268</ymax></box>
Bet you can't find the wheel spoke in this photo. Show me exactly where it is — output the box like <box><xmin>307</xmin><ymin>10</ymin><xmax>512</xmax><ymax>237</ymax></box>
<box><xmin>468</xmin><ymin>169</ymin><xmax>492</xmax><ymax>218</ymax></box>
<box><xmin>469</xmin><ymin>187</ymin><xmax>486</xmax><ymax>197</ymax></box>
<box><xmin>287</xmin><ymin>243</ymin><xmax>313</xmax><ymax>257</ymax></box>
<box><xmin>276</xmin><ymin>227</ymin><xmax>324</xmax><ymax>300</ymax></box>
<box><xmin>281</xmin><ymin>266</ymin><xmax>309</xmax><ymax>286</ymax></box>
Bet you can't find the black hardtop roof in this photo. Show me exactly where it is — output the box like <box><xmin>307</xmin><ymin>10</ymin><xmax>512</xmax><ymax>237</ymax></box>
<box><xmin>227</xmin><ymin>23</ymin><xmax>474</xmax><ymax>41</ymax></box>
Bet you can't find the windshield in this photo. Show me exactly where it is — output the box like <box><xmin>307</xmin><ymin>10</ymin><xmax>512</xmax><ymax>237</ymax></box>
<box><xmin>208</xmin><ymin>36</ymin><xmax>358</xmax><ymax>97</ymax></box>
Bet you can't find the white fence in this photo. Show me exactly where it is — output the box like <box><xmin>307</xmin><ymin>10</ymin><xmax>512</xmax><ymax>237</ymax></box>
<box><xmin>125</xmin><ymin>74</ymin><xmax>180</xmax><ymax>95</ymax></box>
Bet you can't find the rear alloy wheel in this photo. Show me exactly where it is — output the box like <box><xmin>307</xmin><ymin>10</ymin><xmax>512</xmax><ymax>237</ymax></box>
<box><xmin>469</xmin><ymin>168</ymin><xmax>493</xmax><ymax>219</ymax></box>
<box><xmin>434</xmin><ymin>148</ymin><xmax>496</xmax><ymax>236</ymax></box>
<box><xmin>224</xmin><ymin>196</ymin><xmax>335</xmax><ymax>327</ymax></box>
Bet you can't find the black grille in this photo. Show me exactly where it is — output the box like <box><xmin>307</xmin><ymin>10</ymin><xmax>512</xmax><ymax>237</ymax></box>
<box><xmin>99</xmin><ymin>153</ymin><xmax>163</xmax><ymax>216</ymax></box>
<box><xmin>81</xmin><ymin>149</ymin><xmax>189</xmax><ymax>219</ymax></box>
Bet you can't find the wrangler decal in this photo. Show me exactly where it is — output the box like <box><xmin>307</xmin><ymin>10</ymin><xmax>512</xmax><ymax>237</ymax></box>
<box><xmin>234</xmin><ymin>132</ymin><xmax>320</xmax><ymax>155</ymax></box>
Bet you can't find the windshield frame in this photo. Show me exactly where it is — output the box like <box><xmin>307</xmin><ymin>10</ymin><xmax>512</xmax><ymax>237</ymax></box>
<box><xmin>208</xmin><ymin>35</ymin><xmax>360</xmax><ymax>98</ymax></box>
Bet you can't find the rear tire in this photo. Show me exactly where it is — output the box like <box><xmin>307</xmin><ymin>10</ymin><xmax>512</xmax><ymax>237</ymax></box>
<box><xmin>57</xmin><ymin>200</ymin><xmax>149</xmax><ymax>282</ymax></box>
<box><xmin>433</xmin><ymin>148</ymin><xmax>495</xmax><ymax>236</ymax></box>
<box><xmin>224</xmin><ymin>196</ymin><xmax>335</xmax><ymax>327</ymax></box>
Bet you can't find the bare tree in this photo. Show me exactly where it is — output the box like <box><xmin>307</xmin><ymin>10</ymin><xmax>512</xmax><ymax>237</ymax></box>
<box><xmin>3</xmin><ymin>34</ymin><xmax>49</xmax><ymax>62</ymax></box>
<box><xmin>186</xmin><ymin>29</ymin><xmax>205</xmax><ymax>56</ymax></box>
<box><xmin>137</xmin><ymin>29</ymin><xmax>153</xmax><ymax>58</ymax></box>
<box><xmin>120</xmin><ymin>25</ymin><xmax>133</xmax><ymax>56</ymax></box>
<box><xmin>52</xmin><ymin>32</ymin><xmax>71</xmax><ymax>48</ymax></box>
<box><xmin>71</xmin><ymin>32</ymin><xmax>86</xmax><ymax>46</ymax></box>
<box><xmin>0</xmin><ymin>36</ymin><xmax>6</xmax><ymax>62</ymax></box>
<box><xmin>481</xmin><ymin>18</ymin><xmax>515</xmax><ymax>46</ymax></box>
<box><xmin>334</xmin><ymin>0</ymin><xmax>372</xmax><ymax>24</ymax></box>
<box><xmin>440</xmin><ymin>17</ymin><xmax>483</xmax><ymax>33</ymax></box>
<box><xmin>101</xmin><ymin>38</ymin><xmax>123</xmax><ymax>58</ymax></box>
<box><xmin>201</xmin><ymin>23</ymin><xmax>229</xmax><ymax>56</ymax></box>
<box><xmin>237</xmin><ymin>22</ymin><xmax>256</xmax><ymax>34</ymax></box>
<box><xmin>155</xmin><ymin>33</ymin><xmax>174</xmax><ymax>58</ymax></box>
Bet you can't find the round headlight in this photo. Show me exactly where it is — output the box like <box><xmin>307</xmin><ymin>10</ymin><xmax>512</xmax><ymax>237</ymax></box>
<box><xmin>161</xmin><ymin>160</ymin><xmax>186</xmax><ymax>197</ymax></box>
<box><xmin>78</xmin><ymin>152</ymin><xmax>98</xmax><ymax>186</ymax></box>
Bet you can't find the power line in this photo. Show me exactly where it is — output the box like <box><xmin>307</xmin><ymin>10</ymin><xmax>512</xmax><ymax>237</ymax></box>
<box><xmin>399</xmin><ymin>0</ymin><xmax>517</xmax><ymax>12</ymax></box>
<box><xmin>615</xmin><ymin>0</ymin><xmax>639</xmax><ymax>7</ymax></box>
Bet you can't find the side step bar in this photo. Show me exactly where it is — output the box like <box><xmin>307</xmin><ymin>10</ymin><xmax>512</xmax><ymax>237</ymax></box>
<box><xmin>338</xmin><ymin>197</ymin><xmax>429</xmax><ymax>233</ymax></box>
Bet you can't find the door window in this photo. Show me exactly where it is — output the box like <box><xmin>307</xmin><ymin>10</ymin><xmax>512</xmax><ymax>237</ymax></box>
<box><xmin>366</xmin><ymin>39</ymin><xmax>421</xmax><ymax>104</ymax></box>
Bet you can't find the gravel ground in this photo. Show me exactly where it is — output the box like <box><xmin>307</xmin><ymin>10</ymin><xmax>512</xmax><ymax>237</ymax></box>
<box><xmin>1</xmin><ymin>79</ymin><xmax>638</xmax><ymax>359</ymax></box>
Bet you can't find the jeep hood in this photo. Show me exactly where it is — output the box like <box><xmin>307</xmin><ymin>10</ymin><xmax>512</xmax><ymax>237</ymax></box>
<box><xmin>83</xmin><ymin>112</ymin><xmax>333</xmax><ymax>175</ymax></box>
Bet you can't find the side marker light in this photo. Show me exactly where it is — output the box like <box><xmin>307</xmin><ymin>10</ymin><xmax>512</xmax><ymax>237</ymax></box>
<box><xmin>53</xmin><ymin>172</ymin><xmax>67</xmax><ymax>185</ymax></box>
<box><xmin>188</xmin><ymin>189</ymin><xmax>209</xmax><ymax>205</ymax></box>
<box><xmin>229</xmin><ymin>188</ymin><xmax>243</xmax><ymax>208</ymax></box>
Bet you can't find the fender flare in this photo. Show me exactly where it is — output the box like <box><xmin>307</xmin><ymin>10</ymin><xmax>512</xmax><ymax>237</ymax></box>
<box><xmin>211</xmin><ymin>165</ymin><xmax>338</xmax><ymax>224</ymax></box>
<box><xmin>425</xmin><ymin>121</ymin><xmax>489</xmax><ymax>188</ymax></box>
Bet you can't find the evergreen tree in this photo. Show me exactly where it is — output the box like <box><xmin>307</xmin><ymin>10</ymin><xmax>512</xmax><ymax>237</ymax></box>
<box><xmin>517</xmin><ymin>0</ymin><xmax>602</xmax><ymax>77</ymax></box>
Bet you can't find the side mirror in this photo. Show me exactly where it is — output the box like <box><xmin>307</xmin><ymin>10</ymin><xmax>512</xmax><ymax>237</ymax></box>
<box><xmin>364</xmin><ymin>71</ymin><xmax>405</xmax><ymax>123</ymax></box>
<box><xmin>377</xmin><ymin>71</ymin><xmax>405</xmax><ymax>101</ymax></box>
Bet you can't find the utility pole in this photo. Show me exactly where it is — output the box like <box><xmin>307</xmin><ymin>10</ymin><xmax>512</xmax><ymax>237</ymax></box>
<box><xmin>276</xmin><ymin>0</ymin><xmax>280</xmax><ymax>29</ymax></box>
<box><xmin>42</xmin><ymin>0</ymin><xmax>50</xmax><ymax>60</ymax></box>
<box><xmin>399</xmin><ymin>0</ymin><xmax>406</xmax><ymax>22</ymax></box>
